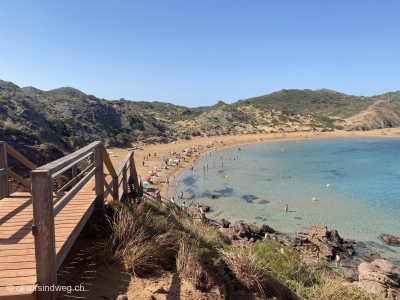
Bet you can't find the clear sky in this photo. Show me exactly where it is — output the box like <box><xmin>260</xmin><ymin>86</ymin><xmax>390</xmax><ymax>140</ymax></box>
<box><xmin>1</xmin><ymin>0</ymin><xmax>399</xmax><ymax>107</ymax></box>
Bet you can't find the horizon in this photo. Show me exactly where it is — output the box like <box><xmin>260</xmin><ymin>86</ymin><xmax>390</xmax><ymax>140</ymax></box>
<box><xmin>1</xmin><ymin>0</ymin><xmax>399</xmax><ymax>106</ymax></box>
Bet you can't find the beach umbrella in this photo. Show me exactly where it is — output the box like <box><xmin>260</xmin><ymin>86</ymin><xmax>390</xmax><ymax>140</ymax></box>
<box><xmin>160</xmin><ymin>163</ymin><xmax>165</xmax><ymax>166</ymax></box>
<box><xmin>141</xmin><ymin>177</ymin><xmax>145</xmax><ymax>180</ymax></box>
<box><xmin>144</xmin><ymin>176</ymin><xmax>151</xmax><ymax>181</ymax></box>
<box><xmin>169</xmin><ymin>159</ymin><xmax>173</xmax><ymax>161</ymax></box>
<box><xmin>171</xmin><ymin>151</ymin><xmax>176</xmax><ymax>154</ymax></box>
<box><xmin>143</xmin><ymin>182</ymin><xmax>149</xmax><ymax>187</ymax></box>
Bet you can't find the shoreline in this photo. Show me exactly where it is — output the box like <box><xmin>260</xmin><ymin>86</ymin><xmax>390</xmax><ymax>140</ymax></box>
<box><xmin>106</xmin><ymin>128</ymin><xmax>400</xmax><ymax>268</ymax></box>
<box><xmin>106</xmin><ymin>128</ymin><xmax>400</xmax><ymax>203</ymax></box>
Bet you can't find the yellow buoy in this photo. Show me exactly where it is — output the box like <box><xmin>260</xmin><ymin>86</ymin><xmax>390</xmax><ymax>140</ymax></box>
<box><xmin>312</xmin><ymin>197</ymin><xmax>315</xmax><ymax>201</ymax></box>
<box><xmin>225</xmin><ymin>175</ymin><xmax>228</xmax><ymax>179</ymax></box>
<box><xmin>327</xmin><ymin>184</ymin><xmax>330</xmax><ymax>188</ymax></box>
<box><xmin>211</xmin><ymin>188</ymin><xmax>214</xmax><ymax>191</ymax></box>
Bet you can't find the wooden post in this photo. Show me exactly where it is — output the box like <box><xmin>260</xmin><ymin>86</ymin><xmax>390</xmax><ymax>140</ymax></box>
<box><xmin>94</xmin><ymin>144</ymin><xmax>104</xmax><ymax>210</ymax></box>
<box><xmin>113</xmin><ymin>177</ymin><xmax>119</xmax><ymax>201</ymax></box>
<box><xmin>0</xmin><ymin>142</ymin><xmax>9</xmax><ymax>200</ymax></box>
<box><xmin>71</xmin><ymin>164</ymin><xmax>77</xmax><ymax>188</ymax></box>
<box><xmin>131</xmin><ymin>154</ymin><xmax>140</xmax><ymax>195</ymax></box>
<box><xmin>122</xmin><ymin>164</ymin><xmax>127</xmax><ymax>201</ymax></box>
<box><xmin>31</xmin><ymin>169</ymin><xmax>57</xmax><ymax>300</ymax></box>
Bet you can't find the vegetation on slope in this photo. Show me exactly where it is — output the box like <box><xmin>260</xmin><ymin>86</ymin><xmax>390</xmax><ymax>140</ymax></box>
<box><xmin>91</xmin><ymin>200</ymin><xmax>383</xmax><ymax>299</ymax></box>
<box><xmin>1</xmin><ymin>79</ymin><xmax>400</xmax><ymax>151</ymax></box>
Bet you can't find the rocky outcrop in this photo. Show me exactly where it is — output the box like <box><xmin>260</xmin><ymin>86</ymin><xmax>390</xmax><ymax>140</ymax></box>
<box><xmin>219</xmin><ymin>219</ymin><xmax>231</xmax><ymax>228</ymax></box>
<box><xmin>294</xmin><ymin>226</ymin><xmax>354</xmax><ymax>258</ymax></box>
<box><xmin>355</xmin><ymin>259</ymin><xmax>400</xmax><ymax>299</ymax></box>
<box><xmin>380</xmin><ymin>233</ymin><xmax>400</xmax><ymax>245</ymax></box>
<box><xmin>218</xmin><ymin>220</ymin><xmax>276</xmax><ymax>248</ymax></box>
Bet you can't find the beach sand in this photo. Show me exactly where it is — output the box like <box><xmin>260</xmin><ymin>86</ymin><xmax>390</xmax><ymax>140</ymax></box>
<box><xmin>106</xmin><ymin>128</ymin><xmax>400</xmax><ymax>203</ymax></box>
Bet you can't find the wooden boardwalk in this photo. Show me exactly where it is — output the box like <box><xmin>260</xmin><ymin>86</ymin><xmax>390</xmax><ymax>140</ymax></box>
<box><xmin>0</xmin><ymin>141</ymin><xmax>140</xmax><ymax>300</ymax></box>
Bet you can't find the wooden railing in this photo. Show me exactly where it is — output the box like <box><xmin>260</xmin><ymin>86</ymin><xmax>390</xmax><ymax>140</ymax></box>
<box><xmin>0</xmin><ymin>140</ymin><xmax>142</xmax><ymax>299</ymax></box>
<box><xmin>0</xmin><ymin>141</ymin><xmax>37</xmax><ymax>200</ymax></box>
<box><xmin>103</xmin><ymin>148</ymin><xmax>141</xmax><ymax>201</ymax></box>
<box><xmin>30</xmin><ymin>141</ymin><xmax>105</xmax><ymax>296</ymax></box>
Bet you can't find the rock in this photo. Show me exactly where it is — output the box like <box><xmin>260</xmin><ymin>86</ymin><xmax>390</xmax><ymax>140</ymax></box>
<box><xmin>363</xmin><ymin>251</ymin><xmax>383</xmax><ymax>261</ymax></box>
<box><xmin>329</xmin><ymin>229</ymin><xmax>343</xmax><ymax>246</ymax></box>
<box><xmin>261</xmin><ymin>224</ymin><xmax>275</xmax><ymax>234</ymax></box>
<box><xmin>308</xmin><ymin>225</ymin><xmax>328</xmax><ymax>238</ymax></box>
<box><xmin>343</xmin><ymin>268</ymin><xmax>358</xmax><ymax>282</ymax></box>
<box><xmin>380</xmin><ymin>233</ymin><xmax>400</xmax><ymax>245</ymax></box>
<box><xmin>258</xmin><ymin>199</ymin><xmax>270</xmax><ymax>204</ymax></box>
<box><xmin>233</xmin><ymin>222</ymin><xmax>252</xmax><ymax>239</ymax></box>
<box><xmin>199</xmin><ymin>204</ymin><xmax>210</xmax><ymax>212</ymax></box>
<box><xmin>306</xmin><ymin>226</ymin><xmax>354</xmax><ymax>258</ymax></box>
<box><xmin>219</xmin><ymin>218</ymin><xmax>231</xmax><ymax>228</ymax></box>
<box><xmin>248</xmin><ymin>224</ymin><xmax>262</xmax><ymax>235</ymax></box>
<box><xmin>116</xmin><ymin>295</ymin><xmax>128</xmax><ymax>300</ymax></box>
<box><xmin>356</xmin><ymin>259</ymin><xmax>400</xmax><ymax>299</ymax></box>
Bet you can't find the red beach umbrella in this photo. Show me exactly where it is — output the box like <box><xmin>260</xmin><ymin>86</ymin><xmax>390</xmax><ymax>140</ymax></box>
<box><xmin>144</xmin><ymin>175</ymin><xmax>151</xmax><ymax>181</ymax></box>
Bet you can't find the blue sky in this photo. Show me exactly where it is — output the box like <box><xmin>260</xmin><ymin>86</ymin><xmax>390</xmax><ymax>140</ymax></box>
<box><xmin>1</xmin><ymin>0</ymin><xmax>399</xmax><ymax>106</ymax></box>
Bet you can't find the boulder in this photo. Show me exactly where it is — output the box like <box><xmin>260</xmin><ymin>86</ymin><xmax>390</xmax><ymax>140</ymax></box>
<box><xmin>261</xmin><ymin>224</ymin><xmax>275</xmax><ymax>234</ymax></box>
<box><xmin>380</xmin><ymin>233</ymin><xmax>400</xmax><ymax>245</ymax></box>
<box><xmin>233</xmin><ymin>222</ymin><xmax>252</xmax><ymax>239</ymax></box>
<box><xmin>248</xmin><ymin>224</ymin><xmax>262</xmax><ymax>235</ymax></box>
<box><xmin>343</xmin><ymin>268</ymin><xmax>358</xmax><ymax>282</ymax></box>
<box><xmin>306</xmin><ymin>226</ymin><xmax>354</xmax><ymax>258</ymax></box>
<box><xmin>199</xmin><ymin>204</ymin><xmax>210</xmax><ymax>212</ymax></box>
<box><xmin>219</xmin><ymin>218</ymin><xmax>231</xmax><ymax>228</ymax></box>
<box><xmin>363</xmin><ymin>251</ymin><xmax>383</xmax><ymax>261</ymax></box>
<box><xmin>356</xmin><ymin>259</ymin><xmax>400</xmax><ymax>299</ymax></box>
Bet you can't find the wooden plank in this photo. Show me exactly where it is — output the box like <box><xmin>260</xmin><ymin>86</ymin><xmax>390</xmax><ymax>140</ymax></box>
<box><xmin>30</xmin><ymin>169</ymin><xmax>57</xmax><ymax>300</ymax></box>
<box><xmin>7</xmin><ymin>170</ymin><xmax>30</xmax><ymax>189</ymax></box>
<box><xmin>0</xmin><ymin>290</ymin><xmax>35</xmax><ymax>300</ymax></box>
<box><xmin>0</xmin><ymin>249</ymin><xmax>36</xmax><ymax>257</ymax></box>
<box><xmin>0</xmin><ymin>168</ymin><xmax>6</xmax><ymax>176</ymax></box>
<box><xmin>36</xmin><ymin>141</ymin><xmax>100</xmax><ymax>175</ymax></box>
<box><xmin>0</xmin><ymin>143</ymin><xmax>9</xmax><ymax>200</ymax></box>
<box><xmin>0</xmin><ymin>254</ymin><xmax>35</xmax><ymax>263</ymax></box>
<box><xmin>53</xmin><ymin>167</ymin><xmax>96</xmax><ymax>217</ymax></box>
<box><xmin>0</xmin><ymin>260</ymin><xmax>36</xmax><ymax>272</ymax></box>
<box><xmin>6</xmin><ymin>143</ymin><xmax>36</xmax><ymax>171</ymax></box>
<box><xmin>103</xmin><ymin>147</ymin><xmax>117</xmax><ymax>178</ymax></box>
<box><xmin>122</xmin><ymin>165</ymin><xmax>127</xmax><ymax>201</ymax></box>
<box><xmin>0</xmin><ymin>275</ymin><xmax>37</xmax><ymax>286</ymax></box>
<box><xmin>56</xmin><ymin>201</ymin><xmax>95</xmax><ymax>269</ymax></box>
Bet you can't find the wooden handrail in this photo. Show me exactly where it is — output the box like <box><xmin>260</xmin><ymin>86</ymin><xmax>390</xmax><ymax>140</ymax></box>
<box><xmin>57</xmin><ymin>163</ymin><xmax>94</xmax><ymax>193</ymax></box>
<box><xmin>36</xmin><ymin>141</ymin><xmax>101</xmax><ymax>175</ymax></box>
<box><xmin>2</xmin><ymin>141</ymin><xmax>37</xmax><ymax>170</ymax></box>
<box><xmin>103</xmin><ymin>147</ymin><xmax>117</xmax><ymax>178</ymax></box>
<box><xmin>8</xmin><ymin>169</ymin><xmax>30</xmax><ymax>189</ymax></box>
<box><xmin>53</xmin><ymin>167</ymin><xmax>96</xmax><ymax>216</ymax></box>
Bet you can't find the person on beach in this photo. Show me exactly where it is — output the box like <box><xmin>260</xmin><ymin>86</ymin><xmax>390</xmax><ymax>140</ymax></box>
<box><xmin>181</xmin><ymin>201</ymin><xmax>186</xmax><ymax>211</ymax></box>
<box><xmin>166</xmin><ymin>177</ymin><xmax>169</xmax><ymax>183</ymax></box>
<box><xmin>170</xmin><ymin>196</ymin><xmax>175</xmax><ymax>204</ymax></box>
<box><xmin>285</xmin><ymin>204</ymin><xmax>288</xmax><ymax>212</ymax></box>
<box><xmin>265</xmin><ymin>232</ymin><xmax>270</xmax><ymax>240</ymax></box>
<box><xmin>316</xmin><ymin>250</ymin><xmax>320</xmax><ymax>261</ymax></box>
<box><xmin>155</xmin><ymin>189</ymin><xmax>161</xmax><ymax>202</ymax></box>
<box><xmin>335</xmin><ymin>254</ymin><xmax>341</xmax><ymax>267</ymax></box>
<box><xmin>143</xmin><ymin>161</ymin><xmax>145</xmax><ymax>167</ymax></box>
<box><xmin>288</xmin><ymin>174</ymin><xmax>291</xmax><ymax>178</ymax></box>
<box><xmin>180</xmin><ymin>191</ymin><xmax>183</xmax><ymax>199</ymax></box>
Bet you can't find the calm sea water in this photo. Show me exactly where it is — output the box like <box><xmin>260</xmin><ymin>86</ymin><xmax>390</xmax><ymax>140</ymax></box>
<box><xmin>174</xmin><ymin>137</ymin><xmax>400</xmax><ymax>262</ymax></box>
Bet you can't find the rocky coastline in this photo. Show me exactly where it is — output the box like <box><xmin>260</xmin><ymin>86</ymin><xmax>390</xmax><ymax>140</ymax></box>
<box><xmin>197</xmin><ymin>211</ymin><xmax>400</xmax><ymax>299</ymax></box>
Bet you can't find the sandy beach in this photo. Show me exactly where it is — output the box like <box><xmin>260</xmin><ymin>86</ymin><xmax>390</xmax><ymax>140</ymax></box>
<box><xmin>106</xmin><ymin>128</ymin><xmax>400</xmax><ymax>204</ymax></box>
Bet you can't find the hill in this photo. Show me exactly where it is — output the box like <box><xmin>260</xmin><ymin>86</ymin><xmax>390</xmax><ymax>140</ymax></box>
<box><xmin>1</xmin><ymin>79</ymin><xmax>400</xmax><ymax>150</ymax></box>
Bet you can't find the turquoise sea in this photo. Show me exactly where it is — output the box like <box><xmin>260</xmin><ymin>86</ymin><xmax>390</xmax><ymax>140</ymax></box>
<box><xmin>174</xmin><ymin>137</ymin><xmax>400</xmax><ymax>263</ymax></box>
